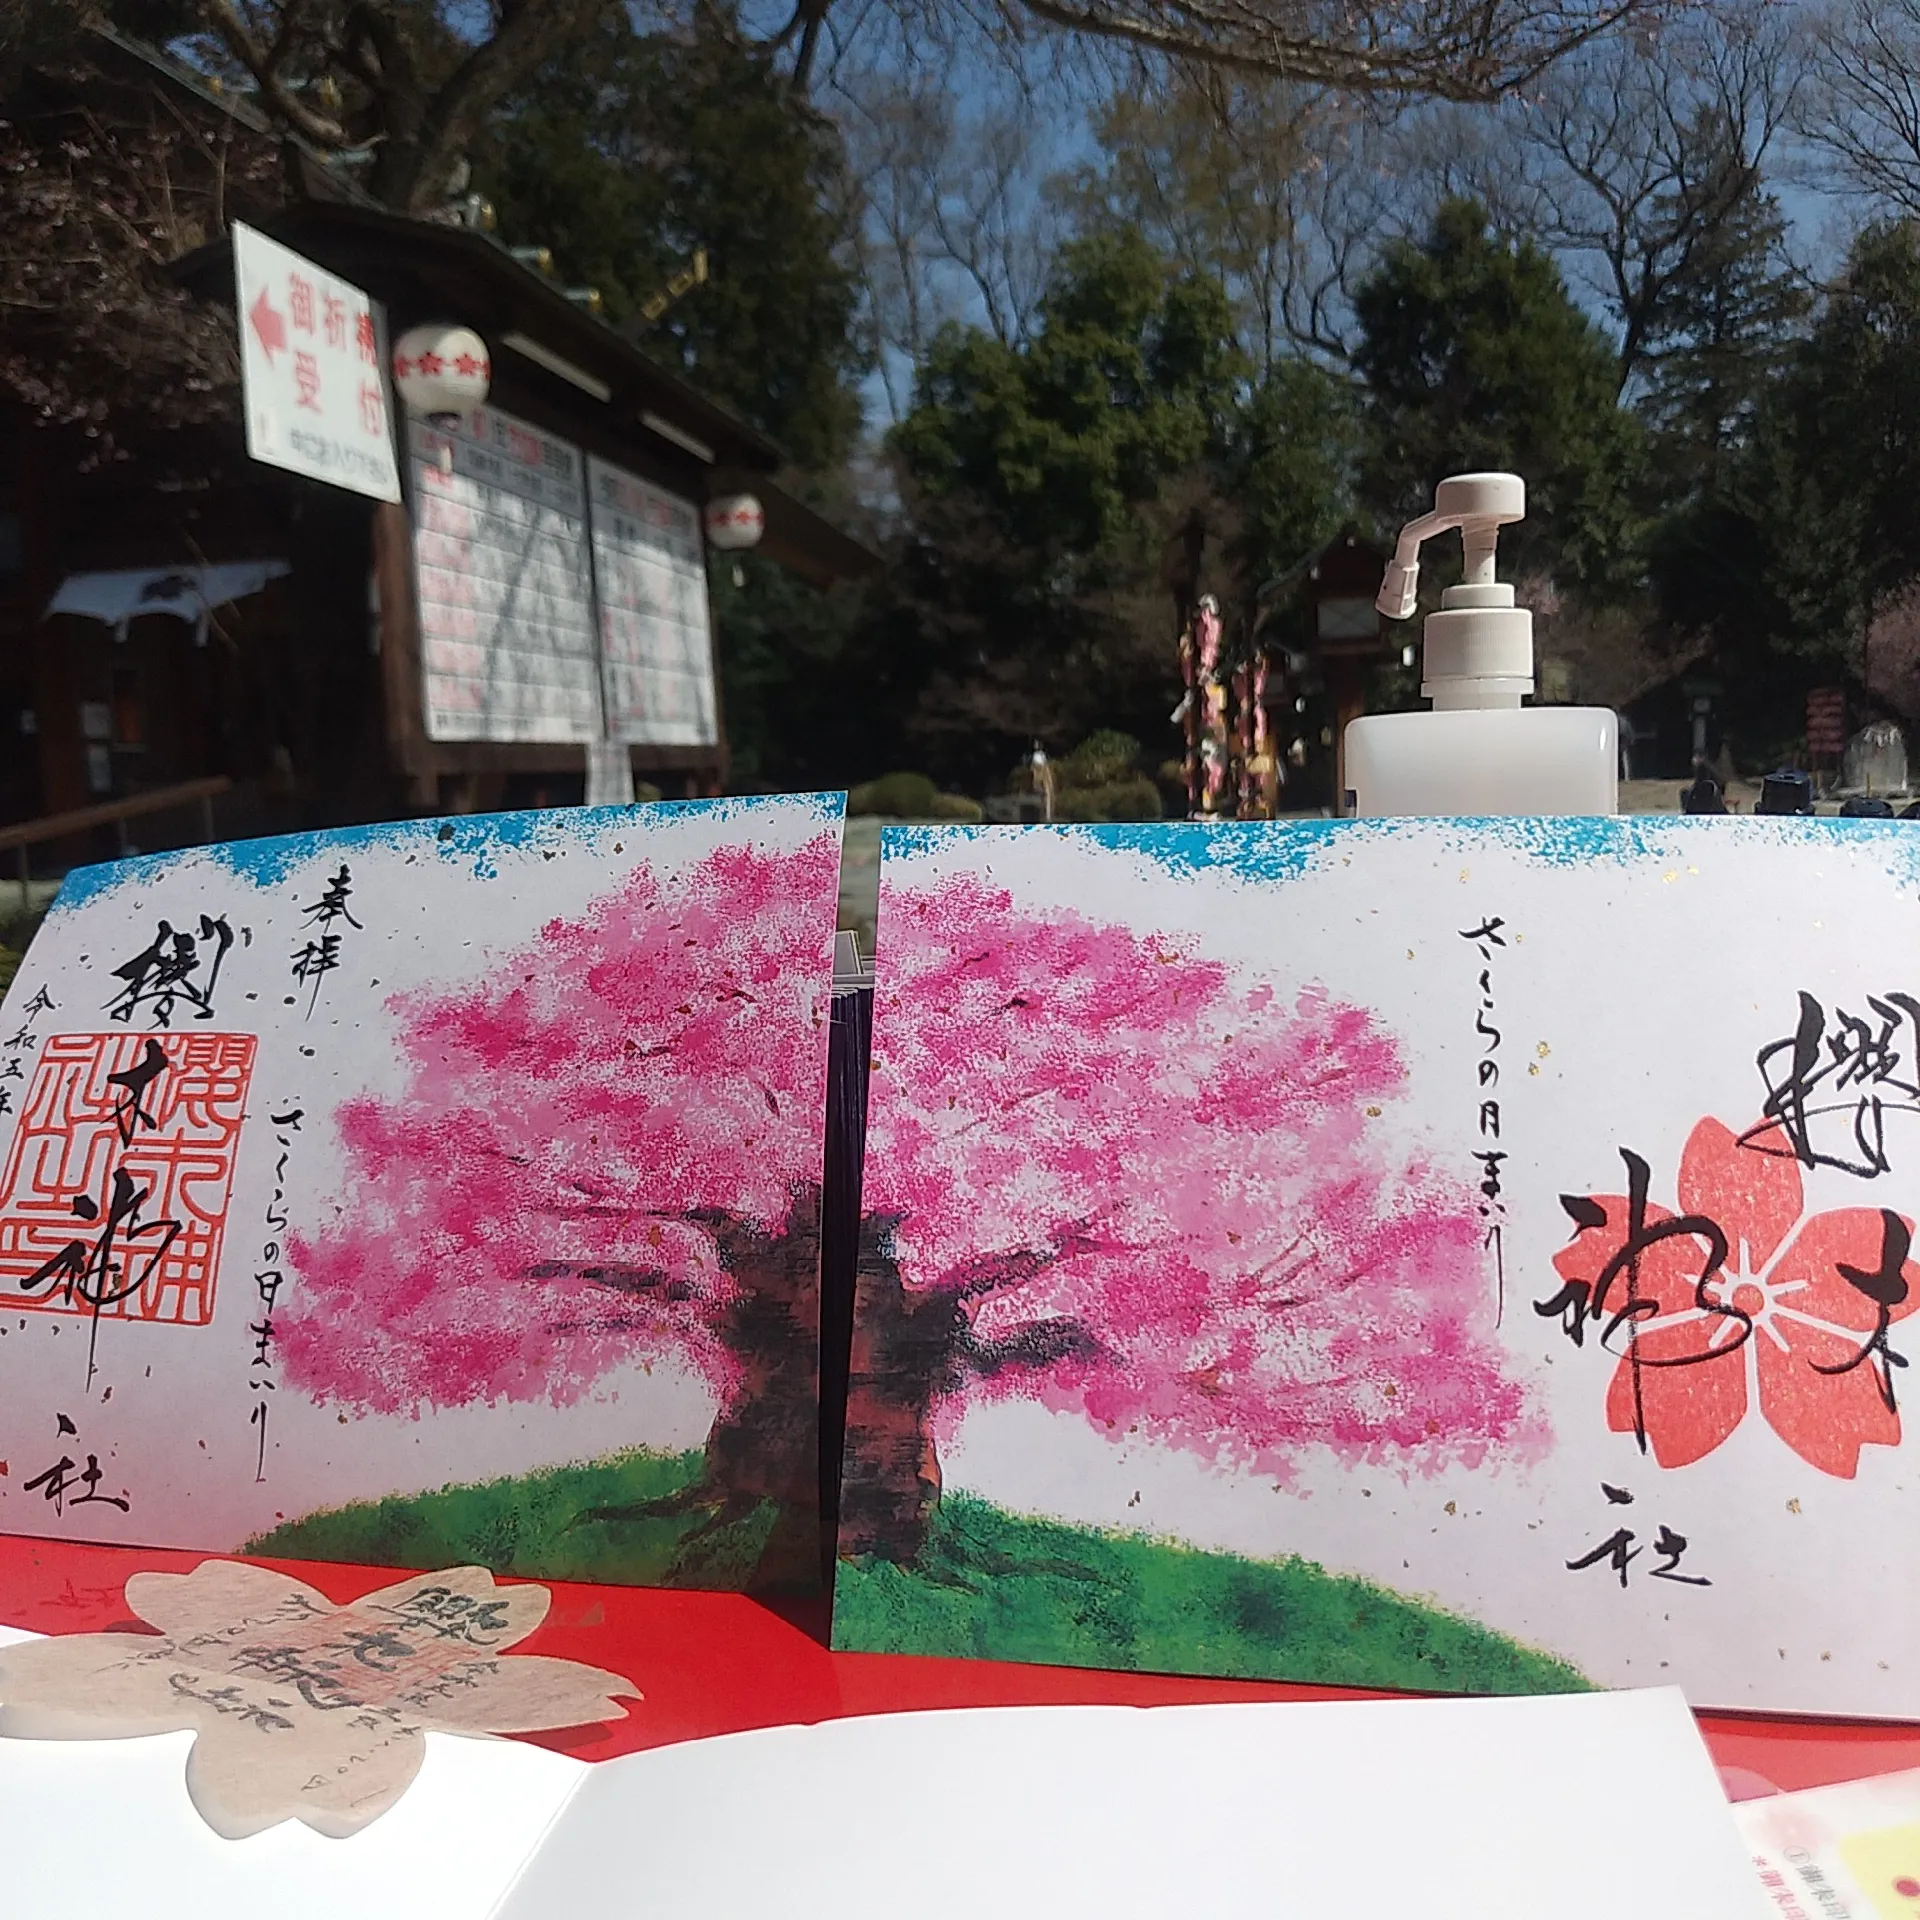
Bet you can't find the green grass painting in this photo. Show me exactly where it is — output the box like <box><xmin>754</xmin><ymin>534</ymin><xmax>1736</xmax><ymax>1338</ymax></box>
<box><xmin>832</xmin><ymin>1492</ymin><xmax>1589</xmax><ymax>1694</ymax></box>
<box><xmin>255</xmin><ymin>1450</ymin><xmax>1584</xmax><ymax>1691</ymax></box>
<box><xmin>248</xmin><ymin>1445</ymin><xmax>808</xmax><ymax>1592</ymax></box>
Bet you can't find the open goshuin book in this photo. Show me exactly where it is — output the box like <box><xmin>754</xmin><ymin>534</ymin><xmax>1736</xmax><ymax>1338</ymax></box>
<box><xmin>7</xmin><ymin>803</ymin><xmax>1920</xmax><ymax>1721</ymax></box>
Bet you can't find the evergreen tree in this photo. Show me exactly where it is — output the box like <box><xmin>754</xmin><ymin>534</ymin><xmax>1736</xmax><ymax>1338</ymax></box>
<box><xmin>897</xmin><ymin>227</ymin><xmax>1242</xmax><ymax>556</ymax></box>
<box><xmin>472</xmin><ymin>7</ymin><xmax>865</xmax><ymax>468</ymax></box>
<box><xmin>1652</xmin><ymin>222</ymin><xmax>1920</xmax><ymax>757</ymax></box>
<box><xmin>890</xmin><ymin>227</ymin><xmax>1245</xmax><ymax>783</ymax></box>
<box><xmin>1353</xmin><ymin>198</ymin><xmax>1642</xmax><ymax>594</ymax></box>
<box><xmin>468</xmin><ymin>6</ymin><xmax>874</xmax><ymax>790</ymax></box>
<box><xmin>1226</xmin><ymin>357</ymin><xmax>1364</xmax><ymax>580</ymax></box>
<box><xmin>1636</xmin><ymin>112</ymin><xmax>1810</xmax><ymax>496</ymax></box>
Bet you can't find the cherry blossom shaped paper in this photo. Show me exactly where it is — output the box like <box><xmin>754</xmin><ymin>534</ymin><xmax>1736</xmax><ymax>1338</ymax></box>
<box><xmin>0</xmin><ymin>1559</ymin><xmax>638</xmax><ymax>1839</ymax></box>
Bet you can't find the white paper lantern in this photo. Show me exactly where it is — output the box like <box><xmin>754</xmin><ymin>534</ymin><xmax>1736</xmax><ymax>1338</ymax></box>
<box><xmin>704</xmin><ymin>494</ymin><xmax>765</xmax><ymax>551</ymax></box>
<box><xmin>391</xmin><ymin>324</ymin><xmax>491</xmax><ymax>417</ymax></box>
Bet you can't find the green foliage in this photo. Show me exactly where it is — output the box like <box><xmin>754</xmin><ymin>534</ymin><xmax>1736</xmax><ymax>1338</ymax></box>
<box><xmin>834</xmin><ymin>1492</ymin><xmax>1589</xmax><ymax>1693</ymax></box>
<box><xmin>1059</xmin><ymin>727</ymin><xmax>1143</xmax><ymax>785</ymax></box>
<box><xmin>471</xmin><ymin>9</ymin><xmax>874</xmax><ymax>782</ymax></box>
<box><xmin>925</xmin><ymin>791</ymin><xmax>985</xmax><ymax>821</ymax></box>
<box><xmin>890</xmin><ymin>228</ymin><xmax>1248</xmax><ymax>785</ymax></box>
<box><xmin>249</xmin><ymin>1445</ymin><xmax>810</xmax><ymax>1593</ymax></box>
<box><xmin>709</xmin><ymin>547</ymin><xmax>913</xmax><ymax>793</ymax></box>
<box><xmin>472</xmin><ymin>7</ymin><xmax>864</xmax><ymax>467</ymax></box>
<box><xmin>1072</xmin><ymin>78</ymin><xmax>1312</xmax><ymax>379</ymax></box>
<box><xmin>0</xmin><ymin>906</ymin><xmax>41</xmax><ymax>994</ymax></box>
<box><xmin>1636</xmin><ymin>124</ymin><xmax>1810</xmax><ymax>494</ymax></box>
<box><xmin>848</xmin><ymin>771</ymin><xmax>937</xmax><ymax>816</ymax></box>
<box><xmin>1780</xmin><ymin>222</ymin><xmax>1920</xmax><ymax>612</ymax></box>
<box><xmin>1354</xmin><ymin>199</ymin><xmax>1643</xmax><ymax>594</ymax></box>
<box><xmin>1044</xmin><ymin>729</ymin><xmax>1164</xmax><ymax>820</ymax></box>
<box><xmin>896</xmin><ymin>227</ymin><xmax>1243</xmax><ymax>557</ymax></box>
<box><xmin>1650</xmin><ymin>219</ymin><xmax>1920</xmax><ymax>745</ymax></box>
<box><xmin>844</xmin><ymin>773</ymin><xmax>983</xmax><ymax>819</ymax></box>
<box><xmin>1052</xmin><ymin>777</ymin><xmax>1162</xmax><ymax>822</ymax></box>
<box><xmin>1227</xmin><ymin>358</ymin><xmax>1365</xmax><ymax>583</ymax></box>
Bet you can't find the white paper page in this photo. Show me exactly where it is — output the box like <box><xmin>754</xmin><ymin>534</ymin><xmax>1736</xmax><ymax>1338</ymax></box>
<box><xmin>496</xmin><ymin>1688</ymin><xmax>1767</xmax><ymax>1920</ymax></box>
<box><xmin>0</xmin><ymin>1626</ymin><xmax>587</xmax><ymax>1920</ymax></box>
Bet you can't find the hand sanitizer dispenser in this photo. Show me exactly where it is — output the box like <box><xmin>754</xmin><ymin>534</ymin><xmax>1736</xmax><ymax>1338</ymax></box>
<box><xmin>1344</xmin><ymin>472</ymin><xmax>1618</xmax><ymax>817</ymax></box>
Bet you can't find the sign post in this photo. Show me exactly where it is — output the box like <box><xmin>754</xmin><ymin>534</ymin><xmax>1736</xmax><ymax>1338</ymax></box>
<box><xmin>233</xmin><ymin>221</ymin><xmax>400</xmax><ymax>503</ymax></box>
<box><xmin>1807</xmin><ymin>686</ymin><xmax>1846</xmax><ymax>778</ymax></box>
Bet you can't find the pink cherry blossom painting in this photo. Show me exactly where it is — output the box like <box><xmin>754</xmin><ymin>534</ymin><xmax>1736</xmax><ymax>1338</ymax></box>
<box><xmin>0</xmin><ymin>796</ymin><xmax>842</xmax><ymax>1594</ymax></box>
<box><xmin>832</xmin><ymin>817</ymin><xmax>1920</xmax><ymax>1718</ymax></box>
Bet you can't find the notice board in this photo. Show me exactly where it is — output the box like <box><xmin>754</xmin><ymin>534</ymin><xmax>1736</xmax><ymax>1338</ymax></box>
<box><xmin>409</xmin><ymin>405</ymin><xmax>604</xmax><ymax>744</ymax></box>
<box><xmin>588</xmin><ymin>456</ymin><xmax>718</xmax><ymax>748</ymax></box>
<box><xmin>405</xmin><ymin>407</ymin><xmax>720</xmax><ymax>753</ymax></box>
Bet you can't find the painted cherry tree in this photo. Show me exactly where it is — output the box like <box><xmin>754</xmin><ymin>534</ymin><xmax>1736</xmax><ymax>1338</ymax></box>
<box><xmin>839</xmin><ymin>868</ymin><xmax>1542</xmax><ymax>1562</ymax></box>
<box><xmin>276</xmin><ymin>832</ymin><xmax>839</xmax><ymax>1574</ymax></box>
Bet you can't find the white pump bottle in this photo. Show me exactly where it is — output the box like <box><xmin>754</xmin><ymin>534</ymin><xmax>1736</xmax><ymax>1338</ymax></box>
<box><xmin>1343</xmin><ymin>473</ymin><xmax>1618</xmax><ymax>817</ymax></box>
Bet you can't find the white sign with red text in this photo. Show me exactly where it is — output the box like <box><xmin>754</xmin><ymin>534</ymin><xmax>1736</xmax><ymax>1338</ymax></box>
<box><xmin>233</xmin><ymin>222</ymin><xmax>400</xmax><ymax>503</ymax></box>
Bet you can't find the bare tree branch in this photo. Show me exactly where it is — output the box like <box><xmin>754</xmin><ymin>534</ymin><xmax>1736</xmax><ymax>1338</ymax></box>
<box><xmin>839</xmin><ymin>44</ymin><xmax>1067</xmax><ymax>410</ymax></box>
<box><xmin>191</xmin><ymin>0</ymin><xmax>619</xmax><ymax>209</ymax></box>
<box><xmin>1003</xmin><ymin>0</ymin><xmax>1653</xmax><ymax>101</ymax></box>
<box><xmin>195</xmin><ymin>0</ymin><xmax>351</xmax><ymax>147</ymax></box>
<box><xmin>1409</xmin><ymin>0</ymin><xmax>1807</xmax><ymax>391</ymax></box>
<box><xmin>1802</xmin><ymin>0</ymin><xmax>1920</xmax><ymax>218</ymax></box>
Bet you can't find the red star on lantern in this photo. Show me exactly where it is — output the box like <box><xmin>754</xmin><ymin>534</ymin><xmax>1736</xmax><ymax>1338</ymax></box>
<box><xmin>453</xmin><ymin>352</ymin><xmax>482</xmax><ymax>377</ymax></box>
<box><xmin>392</xmin><ymin>355</ymin><xmax>413</xmax><ymax>379</ymax></box>
<box><xmin>416</xmin><ymin>351</ymin><xmax>444</xmax><ymax>376</ymax></box>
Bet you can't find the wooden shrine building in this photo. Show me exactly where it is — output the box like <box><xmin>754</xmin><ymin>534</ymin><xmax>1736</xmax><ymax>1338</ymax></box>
<box><xmin>0</xmin><ymin>25</ymin><xmax>875</xmax><ymax>870</ymax></box>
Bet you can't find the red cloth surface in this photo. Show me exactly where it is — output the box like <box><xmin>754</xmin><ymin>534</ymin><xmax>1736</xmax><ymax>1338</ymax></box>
<box><xmin>3</xmin><ymin>1532</ymin><xmax>1916</xmax><ymax>1795</ymax></box>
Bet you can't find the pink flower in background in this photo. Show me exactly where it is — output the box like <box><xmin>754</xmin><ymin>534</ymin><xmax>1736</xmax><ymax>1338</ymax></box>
<box><xmin>844</xmin><ymin>869</ymin><xmax>1542</xmax><ymax>1558</ymax></box>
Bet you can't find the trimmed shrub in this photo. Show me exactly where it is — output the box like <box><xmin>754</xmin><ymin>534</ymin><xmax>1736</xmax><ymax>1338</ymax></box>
<box><xmin>848</xmin><ymin>771</ymin><xmax>940</xmax><ymax>817</ymax></box>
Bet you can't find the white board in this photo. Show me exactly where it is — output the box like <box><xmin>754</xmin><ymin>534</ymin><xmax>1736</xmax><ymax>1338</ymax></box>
<box><xmin>233</xmin><ymin>222</ymin><xmax>399</xmax><ymax>503</ymax></box>
<box><xmin>410</xmin><ymin>405</ymin><xmax>602</xmax><ymax>743</ymax></box>
<box><xmin>587</xmin><ymin>456</ymin><xmax>718</xmax><ymax>747</ymax></box>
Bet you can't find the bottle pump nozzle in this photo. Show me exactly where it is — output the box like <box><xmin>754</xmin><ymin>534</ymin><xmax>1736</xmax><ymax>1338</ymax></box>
<box><xmin>1375</xmin><ymin>473</ymin><xmax>1534</xmax><ymax>713</ymax></box>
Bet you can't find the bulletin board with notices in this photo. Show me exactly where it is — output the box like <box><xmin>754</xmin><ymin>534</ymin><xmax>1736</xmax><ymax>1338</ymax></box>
<box><xmin>408</xmin><ymin>405</ymin><xmax>605</xmax><ymax>744</ymax></box>
<box><xmin>587</xmin><ymin>455</ymin><xmax>719</xmax><ymax>749</ymax></box>
<box><xmin>405</xmin><ymin>404</ymin><xmax>718</xmax><ymax>752</ymax></box>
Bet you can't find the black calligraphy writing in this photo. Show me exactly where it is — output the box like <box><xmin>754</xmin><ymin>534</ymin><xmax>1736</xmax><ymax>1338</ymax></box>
<box><xmin>1742</xmin><ymin>989</ymin><xmax>1920</xmax><ymax>1178</ymax></box>
<box><xmin>249</xmin><ymin>1107</ymin><xmax>303</xmax><ymax>1481</ymax></box>
<box><xmin>291</xmin><ymin>864</ymin><xmax>360</xmax><ymax>1015</ymax></box>
<box><xmin>107</xmin><ymin>916</ymin><xmax>233</xmax><ymax>1026</ymax></box>
<box><xmin>1461</xmin><ymin>917</ymin><xmax>1509</xmax><ymax>1323</ymax></box>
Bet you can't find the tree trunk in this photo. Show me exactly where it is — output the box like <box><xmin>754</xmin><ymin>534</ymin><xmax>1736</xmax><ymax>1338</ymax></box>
<box><xmin>577</xmin><ymin>1186</ymin><xmax>824</xmax><ymax>1591</ymax></box>
<box><xmin>836</xmin><ymin>1221</ymin><xmax>965</xmax><ymax>1564</ymax></box>
<box><xmin>696</xmin><ymin>1187</ymin><xmax>822</xmax><ymax>1514</ymax></box>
